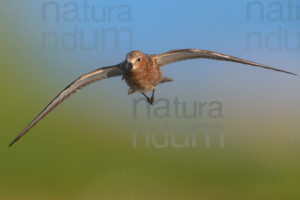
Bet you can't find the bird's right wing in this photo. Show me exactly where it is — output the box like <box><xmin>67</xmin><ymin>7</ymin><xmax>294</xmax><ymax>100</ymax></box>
<box><xmin>9</xmin><ymin>64</ymin><xmax>123</xmax><ymax>147</ymax></box>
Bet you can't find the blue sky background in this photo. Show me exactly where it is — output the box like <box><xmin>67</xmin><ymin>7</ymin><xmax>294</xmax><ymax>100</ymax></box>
<box><xmin>2</xmin><ymin>0</ymin><xmax>298</xmax><ymax>99</ymax></box>
<box><xmin>3</xmin><ymin>0</ymin><xmax>297</xmax><ymax>118</ymax></box>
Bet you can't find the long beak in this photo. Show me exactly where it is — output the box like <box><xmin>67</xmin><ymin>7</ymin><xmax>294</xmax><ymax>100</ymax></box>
<box><xmin>122</xmin><ymin>62</ymin><xmax>133</xmax><ymax>80</ymax></box>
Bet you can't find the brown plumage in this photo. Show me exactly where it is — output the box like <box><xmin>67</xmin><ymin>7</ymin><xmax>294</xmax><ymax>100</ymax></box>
<box><xmin>9</xmin><ymin>49</ymin><xmax>296</xmax><ymax>147</ymax></box>
<box><xmin>124</xmin><ymin>51</ymin><xmax>162</xmax><ymax>94</ymax></box>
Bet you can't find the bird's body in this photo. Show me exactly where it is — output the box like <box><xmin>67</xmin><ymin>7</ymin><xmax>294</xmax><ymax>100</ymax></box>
<box><xmin>9</xmin><ymin>48</ymin><xmax>297</xmax><ymax>147</ymax></box>
<box><xmin>124</xmin><ymin>51</ymin><xmax>162</xmax><ymax>94</ymax></box>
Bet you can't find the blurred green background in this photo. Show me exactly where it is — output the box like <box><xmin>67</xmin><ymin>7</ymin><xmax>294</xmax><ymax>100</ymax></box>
<box><xmin>1</xmin><ymin>0</ymin><xmax>300</xmax><ymax>199</ymax></box>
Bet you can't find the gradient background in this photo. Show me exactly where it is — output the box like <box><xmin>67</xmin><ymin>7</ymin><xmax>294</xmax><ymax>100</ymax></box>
<box><xmin>1</xmin><ymin>0</ymin><xmax>300</xmax><ymax>199</ymax></box>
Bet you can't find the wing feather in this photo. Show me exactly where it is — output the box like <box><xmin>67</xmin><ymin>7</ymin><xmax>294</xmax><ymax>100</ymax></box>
<box><xmin>9</xmin><ymin>64</ymin><xmax>123</xmax><ymax>147</ymax></box>
<box><xmin>154</xmin><ymin>49</ymin><xmax>296</xmax><ymax>75</ymax></box>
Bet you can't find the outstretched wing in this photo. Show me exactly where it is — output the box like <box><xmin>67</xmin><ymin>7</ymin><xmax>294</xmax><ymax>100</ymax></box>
<box><xmin>9</xmin><ymin>64</ymin><xmax>123</xmax><ymax>147</ymax></box>
<box><xmin>154</xmin><ymin>49</ymin><xmax>296</xmax><ymax>75</ymax></box>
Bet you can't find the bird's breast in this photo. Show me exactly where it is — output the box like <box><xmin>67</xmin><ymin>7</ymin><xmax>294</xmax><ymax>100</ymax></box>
<box><xmin>125</xmin><ymin>59</ymin><xmax>162</xmax><ymax>92</ymax></box>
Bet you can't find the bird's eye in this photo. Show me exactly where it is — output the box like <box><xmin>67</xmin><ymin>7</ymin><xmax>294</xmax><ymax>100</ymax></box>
<box><xmin>137</xmin><ymin>58</ymin><xmax>141</xmax><ymax>62</ymax></box>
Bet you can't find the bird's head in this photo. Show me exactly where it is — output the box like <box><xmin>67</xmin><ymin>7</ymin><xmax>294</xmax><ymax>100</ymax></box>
<box><xmin>122</xmin><ymin>51</ymin><xmax>145</xmax><ymax>79</ymax></box>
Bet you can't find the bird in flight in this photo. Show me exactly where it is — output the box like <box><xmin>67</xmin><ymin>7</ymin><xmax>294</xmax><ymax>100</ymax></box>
<box><xmin>9</xmin><ymin>49</ymin><xmax>296</xmax><ymax>147</ymax></box>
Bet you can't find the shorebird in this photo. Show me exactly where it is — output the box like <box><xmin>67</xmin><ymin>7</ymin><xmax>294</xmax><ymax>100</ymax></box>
<box><xmin>9</xmin><ymin>49</ymin><xmax>296</xmax><ymax>147</ymax></box>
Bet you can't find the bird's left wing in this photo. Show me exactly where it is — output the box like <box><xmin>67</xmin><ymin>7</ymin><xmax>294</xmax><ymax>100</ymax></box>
<box><xmin>9</xmin><ymin>64</ymin><xmax>123</xmax><ymax>147</ymax></box>
<box><xmin>154</xmin><ymin>49</ymin><xmax>296</xmax><ymax>75</ymax></box>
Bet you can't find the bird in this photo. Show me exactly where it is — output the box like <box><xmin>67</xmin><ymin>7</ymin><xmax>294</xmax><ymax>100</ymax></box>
<box><xmin>9</xmin><ymin>48</ymin><xmax>296</xmax><ymax>147</ymax></box>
